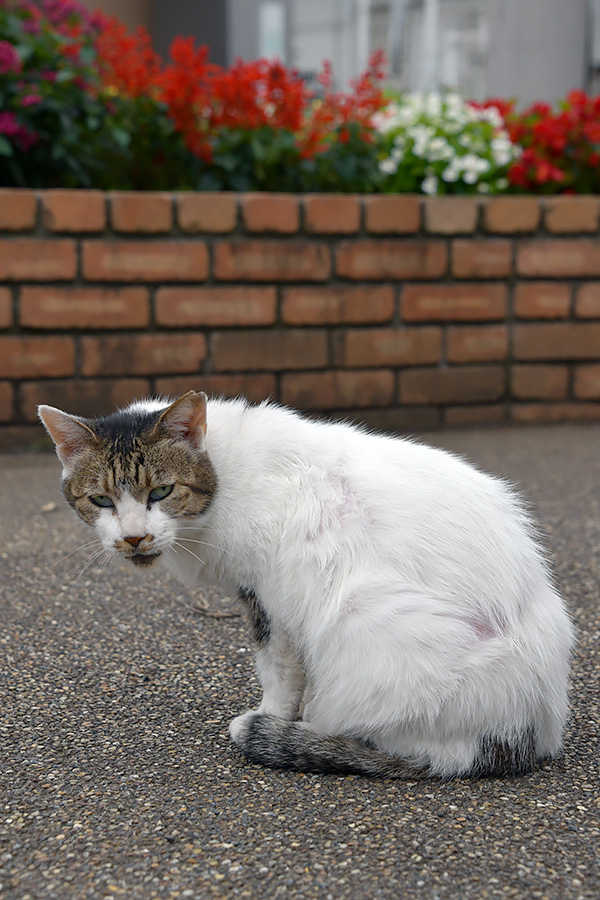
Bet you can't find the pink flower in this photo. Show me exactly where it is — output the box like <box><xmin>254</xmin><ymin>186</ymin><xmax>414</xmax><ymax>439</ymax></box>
<box><xmin>0</xmin><ymin>40</ymin><xmax>22</xmax><ymax>75</ymax></box>
<box><xmin>0</xmin><ymin>111</ymin><xmax>19</xmax><ymax>136</ymax></box>
<box><xmin>21</xmin><ymin>93</ymin><xmax>42</xmax><ymax>107</ymax></box>
<box><xmin>16</xmin><ymin>126</ymin><xmax>39</xmax><ymax>151</ymax></box>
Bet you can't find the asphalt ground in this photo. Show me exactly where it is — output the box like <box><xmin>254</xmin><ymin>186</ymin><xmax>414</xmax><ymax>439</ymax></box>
<box><xmin>0</xmin><ymin>423</ymin><xmax>599</xmax><ymax>900</ymax></box>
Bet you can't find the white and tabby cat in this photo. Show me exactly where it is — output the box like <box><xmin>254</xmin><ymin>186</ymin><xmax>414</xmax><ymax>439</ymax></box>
<box><xmin>39</xmin><ymin>391</ymin><xmax>573</xmax><ymax>779</ymax></box>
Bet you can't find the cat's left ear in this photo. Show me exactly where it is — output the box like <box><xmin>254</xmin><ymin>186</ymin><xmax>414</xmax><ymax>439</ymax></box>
<box><xmin>154</xmin><ymin>391</ymin><xmax>208</xmax><ymax>450</ymax></box>
<box><xmin>38</xmin><ymin>405</ymin><xmax>97</xmax><ymax>472</ymax></box>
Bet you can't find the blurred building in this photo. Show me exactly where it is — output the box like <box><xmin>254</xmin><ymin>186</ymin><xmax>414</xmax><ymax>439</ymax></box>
<box><xmin>81</xmin><ymin>0</ymin><xmax>597</xmax><ymax>104</ymax></box>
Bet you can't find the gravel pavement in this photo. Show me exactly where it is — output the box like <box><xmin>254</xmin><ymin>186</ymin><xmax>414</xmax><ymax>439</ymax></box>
<box><xmin>0</xmin><ymin>424</ymin><xmax>599</xmax><ymax>900</ymax></box>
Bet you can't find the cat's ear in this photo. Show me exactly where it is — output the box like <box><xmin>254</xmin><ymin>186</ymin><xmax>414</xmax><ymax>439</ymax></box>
<box><xmin>154</xmin><ymin>391</ymin><xmax>208</xmax><ymax>450</ymax></box>
<box><xmin>38</xmin><ymin>405</ymin><xmax>97</xmax><ymax>471</ymax></box>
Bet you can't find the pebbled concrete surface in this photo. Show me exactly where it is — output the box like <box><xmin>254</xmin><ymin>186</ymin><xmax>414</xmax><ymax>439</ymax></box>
<box><xmin>0</xmin><ymin>424</ymin><xmax>599</xmax><ymax>900</ymax></box>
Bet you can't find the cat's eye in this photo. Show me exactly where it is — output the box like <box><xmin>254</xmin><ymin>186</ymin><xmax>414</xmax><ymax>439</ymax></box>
<box><xmin>149</xmin><ymin>484</ymin><xmax>174</xmax><ymax>502</ymax></box>
<box><xmin>89</xmin><ymin>494</ymin><xmax>114</xmax><ymax>508</ymax></box>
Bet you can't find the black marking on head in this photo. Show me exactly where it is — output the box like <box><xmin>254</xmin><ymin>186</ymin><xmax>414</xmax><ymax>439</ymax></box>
<box><xmin>93</xmin><ymin>407</ymin><xmax>164</xmax><ymax>453</ymax></box>
<box><xmin>238</xmin><ymin>587</ymin><xmax>271</xmax><ymax>646</ymax></box>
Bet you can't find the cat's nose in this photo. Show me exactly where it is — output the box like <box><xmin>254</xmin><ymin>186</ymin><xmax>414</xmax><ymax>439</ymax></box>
<box><xmin>124</xmin><ymin>534</ymin><xmax>149</xmax><ymax>548</ymax></box>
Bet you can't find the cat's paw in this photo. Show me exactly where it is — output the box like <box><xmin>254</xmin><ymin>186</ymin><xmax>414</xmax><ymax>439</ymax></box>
<box><xmin>229</xmin><ymin>711</ymin><xmax>256</xmax><ymax>746</ymax></box>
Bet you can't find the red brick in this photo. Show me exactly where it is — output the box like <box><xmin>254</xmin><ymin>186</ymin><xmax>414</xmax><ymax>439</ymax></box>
<box><xmin>511</xmin><ymin>403</ymin><xmax>600</xmax><ymax>424</ymax></box>
<box><xmin>575</xmin><ymin>283</ymin><xmax>600</xmax><ymax>318</ymax></box>
<box><xmin>81</xmin><ymin>334</ymin><xmax>206</xmax><ymax>377</ymax></box>
<box><xmin>21</xmin><ymin>378</ymin><xmax>151</xmax><ymax>422</ymax></box>
<box><xmin>334</xmin><ymin>327</ymin><xmax>441</xmax><ymax>368</ymax></box>
<box><xmin>177</xmin><ymin>193</ymin><xmax>237</xmax><ymax>233</ymax></box>
<box><xmin>281</xmin><ymin>370</ymin><xmax>394</xmax><ymax>410</ymax></box>
<box><xmin>282</xmin><ymin>286</ymin><xmax>394</xmax><ymax>325</ymax></box>
<box><xmin>82</xmin><ymin>240</ymin><xmax>208</xmax><ymax>281</ymax></box>
<box><xmin>514</xmin><ymin>283</ymin><xmax>571</xmax><ymax>319</ymax></box>
<box><xmin>447</xmin><ymin>326</ymin><xmax>508</xmax><ymax>363</ymax></box>
<box><xmin>242</xmin><ymin>194</ymin><xmax>299</xmax><ymax>233</ymax></box>
<box><xmin>42</xmin><ymin>189</ymin><xmax>106</xmax><ymax>232</ymax></box>
<box><xmin>0</xmin><ymin>336</ymin><xmax>75</xmax><ymax>378</ymax></box>
<box><xmin>403</xmin><ymin>284</ymin><xmax>506</xmax><ymax>322</ymax></box>
<box><xmin>0</xmin><ymin>239</ymin><xmax>77</xmax><ymax>280</ymax></box>
<box><xmin>573</xmin><ymin>364</ymin><xmax>600</xmax><ymax>400</ymax></box>
<box><xmin>445</xmin><ymin>405</ymin><xmax>505</xmax><ymax>426</ymax></box>
<box><xmin>424</xmin><ymin>197</ymin><xmax>479</xmax><ymax>234</ymax></box>
<box><xmin>20</xmin><ymin>287</ymin><xmax>149</xmax><ymax>329</ymax></box>
<box><xmin>483</xmin><ymin>197</ymin><xmax>540</xmax><ymax>233</ymax></box>
<box><xmin>452</xmin><ymin>240</ymin><xmax>512</xmax><ymax>278</ymax></box>
<box><xmin>214</xmin><ymin>241</ymin><xmax>331</xmax><ymax>282</ymax></box>
<box><xmin>212</xmin><ymin>329</ymin><xmax>328</xmax><ymax>372</ymax></box>
<box><xmin>0</xmin><ymin>190</ymin><xmax>37</xmax><ymax>231</ymax></box>
<box><xmin>543</xmin><ymin>197</ymin><xmax>600</xmax><ymax>234</ymax></box>
<box><xmin>156</xmin><ymin>287</ymin><xmax>276</xmax><ymax>327</ymax></box>
<box><xmin>514</xmin><ymin>322</ymin><xmax>600</xmax><ymax>360</ymax></box>
<box><xmin>336</xmin><ymin>241</ymin><xmax>447</xmax><ymax>280</ymax></box>
<box><xmin>399</xmin><ymin>366</ymin><xmax>504</xmax><ymax>405</ymax></box>
<box><xmin>304</xmin><ymin>195</ymin><xmax>361</xmax><ymax>234</ymax></box>
<box><xmin>110</xmin><ymin>192</ymin><xmax>173</xmax><ymax>233</ymax></box>
<box><xmin>517</xmin><ymin>240</ymin><xmax>600</xmax><ymax>278</ymax></box>
<box><xmin>0</xmin><ymin>382</ymin><xmax>13</xmax><ymax>422</ymax></box>
<box><xmin>155</xmin><ymin>373</ymin><xmax>276</xmax><ymax>404</ymax></box>
<box><xmin>0</xmin><ymin>288</ymin><xmax>12</xmax><ymax>329</ymax></box>
<box><xmin>364</xmin><ymin>196</ymin><xmax>421</xmax><ymax>234</ymax></box>
<box><xmin>511</xmin><ymin>365</ymin><xmax>569</xmax><ymax>400</ymax></box>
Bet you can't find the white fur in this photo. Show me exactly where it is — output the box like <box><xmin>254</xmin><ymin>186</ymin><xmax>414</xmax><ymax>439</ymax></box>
<box><xmin>102</xmin><ymin>399</ymin><xmax>575</xmax><ymax>776</ymax></box>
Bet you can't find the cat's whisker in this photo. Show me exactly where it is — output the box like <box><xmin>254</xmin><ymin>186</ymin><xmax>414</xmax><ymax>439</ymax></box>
<box><xmin>73</xmin><ymin>546</ymin><xmax>112</xmax><ymax>585</ymax></box>
<box><xmin>172</xmin><ymin>540</ymin><xmax>206</xmax><ymax>567</ymax></box>
<box><xmin>174</xmin><ymin>532</ymin><xmax>244</xmax><ymax>564</ymax></box>
<box><xmin>52</xmin><ymin>539</ymin><xmax>104</xmax><ymax>569</ymax></box>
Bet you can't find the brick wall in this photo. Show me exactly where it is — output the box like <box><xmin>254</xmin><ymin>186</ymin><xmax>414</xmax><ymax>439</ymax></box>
<box><xmin>1</xmin><ymin>188</ymin><xmax>600</xmax><ymax>448</ymax></box>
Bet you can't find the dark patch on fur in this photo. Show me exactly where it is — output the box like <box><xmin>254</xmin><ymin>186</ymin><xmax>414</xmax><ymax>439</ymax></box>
<box><xmin>238</xmin><ymin>588</ymin><xmax>271</xmax><ymax>646</ymax></box>
<box><xmin>470</xmin><ymin>729</ymin><xmax>537</xmax><ymax>778</ymax></box>
<box><xmin>92</xmin><ymin>407</ymin><xmax>163</xmax><ymax>449</ymax></box>
<box><xmin>129</xmin><ymin>552</ymin><xmax>162</xmax><ymax>568</ymax></box>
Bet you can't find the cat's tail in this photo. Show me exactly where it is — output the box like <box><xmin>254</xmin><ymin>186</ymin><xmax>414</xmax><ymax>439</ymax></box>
<box><xmin>229</xmin><ymin>712</ymin><xmax>428</xmax><ymax>779</ymax></box>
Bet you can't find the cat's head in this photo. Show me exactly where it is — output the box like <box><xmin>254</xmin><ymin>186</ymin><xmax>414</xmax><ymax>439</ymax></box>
<box><xmin>39</xmin><ymin>391</ymin><xmax>217</xmax><ymax>568</ymax></box>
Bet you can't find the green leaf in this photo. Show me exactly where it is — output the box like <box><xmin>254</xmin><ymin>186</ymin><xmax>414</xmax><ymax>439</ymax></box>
<box><xmin>0</xmin><ymin>135</ymin><xmax>14</xmax><ymax>157</ymax></box>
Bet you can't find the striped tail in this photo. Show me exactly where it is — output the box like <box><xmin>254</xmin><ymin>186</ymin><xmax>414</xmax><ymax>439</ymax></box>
<box><xmin>229</xmin><ymin>713</ymin><xmax>539</xmax><ymax>779</ymax></box>
<box><xmin>229</xmin><ymin>712</ymin><xmax>427</xmax><ymax>779</ymax></box>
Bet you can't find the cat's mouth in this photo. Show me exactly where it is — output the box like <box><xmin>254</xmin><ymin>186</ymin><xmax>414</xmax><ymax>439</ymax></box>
<box><xmin>128</xmin><ymin>551</ymin><xmax>162</xmax><ymax>567</ymax></box>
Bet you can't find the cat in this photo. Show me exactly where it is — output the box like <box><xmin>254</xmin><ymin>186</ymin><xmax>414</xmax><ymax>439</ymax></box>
<box><xmin>39</xmin><ymin>391</ymin><xmax>574</xmax><ymax>779</ymax></box>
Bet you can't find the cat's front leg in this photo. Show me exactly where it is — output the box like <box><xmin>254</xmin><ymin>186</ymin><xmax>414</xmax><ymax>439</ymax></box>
<box><xmin>229</xmin><ymin>631</ymin><xmax>306</xmax><ymax>747</ymax></box>
<box><xmin>254</xmin><ymin>629</ymin><xmax>306</xmax><ymax>719</ymax></box>
<box><xmin>237</xmin><ymin>588</ymin><xmax>305</xmax><ymax>720</ymax></box>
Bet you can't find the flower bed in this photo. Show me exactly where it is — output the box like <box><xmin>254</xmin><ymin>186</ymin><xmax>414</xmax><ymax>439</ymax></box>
<box><xmin>1</xmin><ymin>0</ymin><xmax>600</xmax><ymax>194</ymax></box>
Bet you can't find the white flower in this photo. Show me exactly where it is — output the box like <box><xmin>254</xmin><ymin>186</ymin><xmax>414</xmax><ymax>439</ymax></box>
<box><xmin>379</xmin><ymin>157</ymin><xmax>399</xmax><ymax>175</ymax></box>
<box><xmin>491</xmin><ymin>135</ymin><xmax>515</xmax><ymax>166</ymax></box>
<box><xmin>421</xmin><ymin>174</ymin><xmax>439</xmax><ymax>194</ymax></box>
<box><xmin>461</xmin><ymin>153</ymin><xmax>490</xmax><ymax>174</ymax></box>
<box><xmin>496</xmin><ymin>177</ymin><xmax>509</xmax><ymax>190</ymax></box>
<box><xmin>477</xmin><ymin>182</ymin><xmax>491</xmax><ymax>193</ymax></box>
<box><xmin>441</xmin><ymin>164</ymin><xmax>460</xmax><ymax>182</ymax></box>
<box><xmin>458</xmin><ymin>134</ymin><xmax>472</xmax><ymax>148</ymax></box>
<box><xmin>427</xmin><ymin>136</ymin><xmax>453</xmax><ymax>161</ymax></box>
<box><xmin>424</xmin><ymin>93</ymin><xmax>442</xmax><ymax>117</ymax></box>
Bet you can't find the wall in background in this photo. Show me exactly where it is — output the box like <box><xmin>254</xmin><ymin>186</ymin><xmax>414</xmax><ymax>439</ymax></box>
<box><xmin>1</xmin><ymin>189</ymin><xmax>600</xmax><ymax>449</ymax></box>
